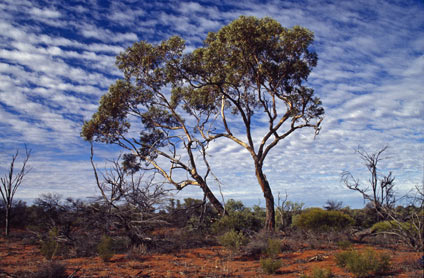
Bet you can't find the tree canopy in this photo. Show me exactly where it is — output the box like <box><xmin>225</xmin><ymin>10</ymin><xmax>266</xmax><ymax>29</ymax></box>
<box><xmin>179</xmin><ymin>16</ymin><xmax>324</xmax><ymax>231</ymax></box>
<box><xmin>82</xmin><ymin>16</ymin><xmax>324</xmax><ymax>231</ymax></box>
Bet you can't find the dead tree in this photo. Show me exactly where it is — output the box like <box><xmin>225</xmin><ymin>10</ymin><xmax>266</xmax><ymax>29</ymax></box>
<box><xmin>90</xmin><ymin>143</ymin><xmax>168</xmax><ymax>245</ymax></box>
<box><xmin>342</xmin><ymin>146</ymin><xmax>395</xmax><ymax>220</ymax></box>
<box><xmin>343</xmin><ymin>146</ymin><xmax>423</xmax><ymax>250</ymax></box>
<box><xmin>0</xmin><ymin>147</ymin><xmax>31</xmax><ymax>236</ymax></box>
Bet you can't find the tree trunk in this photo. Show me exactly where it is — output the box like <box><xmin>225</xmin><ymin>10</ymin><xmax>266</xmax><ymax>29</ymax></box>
<box><xmin>5</xmin><ymin>205</ymin><xmax>10</xmax><ymax>237</ymax></box>
<box><xmin>197</xmin><ymin>179</ymin><xmax>226</xmax><ymax>216</ymax></box>
<box><xmin>255</xmin><ymin>166</ymin><xmax>275</xmax><ymax>232</ymax></box>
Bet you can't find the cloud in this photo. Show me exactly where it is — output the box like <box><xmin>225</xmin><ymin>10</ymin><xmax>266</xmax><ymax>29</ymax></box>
<box><xmin>29</xmin><ymin>7</ymin><xmax>61</xmax><ymax>18</ymax></box>
<box><xmin>0</xmin><ymin>0</ymin><xmax>422</xmax><ymax>208</ymax></box>
<box><xmin>78</xmin><ymin>23</ymin><xmax>139</xmax><ymax>43</ymax></box>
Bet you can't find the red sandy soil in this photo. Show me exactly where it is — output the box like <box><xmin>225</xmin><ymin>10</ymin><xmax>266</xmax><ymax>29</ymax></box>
<box><xmin>0</xmin><ymin>230</ymin><xmax>422</xmax><ymax>278</ymax></box>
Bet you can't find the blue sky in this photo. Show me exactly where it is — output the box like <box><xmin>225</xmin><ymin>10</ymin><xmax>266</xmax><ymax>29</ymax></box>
<box><xmin>0</xmin><ymin>0</ymin><xmax>423</xmax><ymax>208</ymax></box>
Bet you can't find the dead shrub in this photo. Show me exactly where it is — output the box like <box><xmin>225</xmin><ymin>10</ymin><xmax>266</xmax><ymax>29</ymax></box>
<box><xmin>126</xmin><ymin>244</ymin><xmax>148</xmax><ymax>261</ymax></box>
<box><xmin>14</xmin><ymin>262</ymin><xmax>67</xmax><ymax>278</ymax></box>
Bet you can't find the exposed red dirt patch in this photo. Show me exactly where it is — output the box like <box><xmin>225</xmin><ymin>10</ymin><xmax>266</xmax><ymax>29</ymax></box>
<box><xmin>0</xmin><ymin>231</ymin><xmax>422</xmax><ymax>277</ymax></box>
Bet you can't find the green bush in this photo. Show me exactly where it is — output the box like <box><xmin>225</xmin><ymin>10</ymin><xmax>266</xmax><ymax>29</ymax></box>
<box><xmin>260</xmin><ymin>257</ymin><xmax>282</xmax><ymax>274</ymax></box>
<box><xmin>371</xmin><ymin>220</ymin><xmax>415</xmax><ymax>233</ymax></box>
<box><xmin>40</xmin><ymin>227</ymin><xmax>60</xmax><ymax>260</ymax></box>
<box><xmin>276</xmin><ymin>200</ymin><xmax>304</xmax><ymax>231</ymax></box>
<box><xmin>97</xmin><ymin>235</ymin><xmax>114</xmax><ymax>262</ymax></box>
<box><xmin>335</xmin><ymin>248</ymin><xmax>391</xmax><ymax>277</ymax></box>
<box><xmin>264</xmin><ymin>238</ymin><xmax>281</xmax><ymax>259</ymax></box>
<box><xmin>336</xmin><ymin>240</ymin><xmax>352</xmax><ymax>250</ymax></box>
<box><xmin>212</xmin><ymin>200</ymin><xmax>264</xmax><ymax>234</ymax></box>
<box><xmin>218</xmin><ymin>229</ymin><xmax>248</xmax><ymax>253</ymax></box>
<box><xmin>311</xmin><ymin>268</ymin><xmax>334</xmax><ymax>278</ymax></box>
<box><xmin>292</xmin><ymin>208</ymin><xmax>354</xmax><ymax>232</ymax></box>
<box><xmin>301</xmin><ymin>268</ymin><xmax>334</xmax><ymax>278</ymax></box>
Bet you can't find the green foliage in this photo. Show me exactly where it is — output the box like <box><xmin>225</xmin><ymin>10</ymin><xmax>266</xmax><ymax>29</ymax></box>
<box><xmin>371</xmin><ymin>220</ymin><xmax>415</xmax><ymax>233</ymax></box>
<box><xmin>212</xmin><ymin>199</ymin><xmax>264</xmax><ymax>234</ymax></box>
<box><xmin>264</xmin><ymin>238</ymin><xmax>281</xmax><ymax>259</ymax></box>
<box><xmin>292</xmin><ymin>208</ymin><xmax>354</xmax><ymax>232</ymax></box>
<box><xmin>253</xmin><ymin>236</ymin><xmax>282</xmax><ymax>274</ymax></box>
<box><xmin>301</xmin><ymin>268</ymin><xmax>334</xmax><ymax>278</ymax></box>
<box><xmin>260</xmin><ymin>257</ymin><xmax>282</xmax><ymax>274</ymax></box>
<box><xmin>335</xmin><ymin>248</ymin><xmax>391</xmax><ymax>277</ymax></box>
<box><xmin>349</xmin><ymin>204</ymin><xmax>379</xmax><ymax>228</ymax></box>
<box><xmin>225</xmin><ymin>199</ymin><xmax>245</xmax><ymax>213</ymax></box>
<box><xmin>336</xmin><ymin>240</ymin><xmax>352</xmax><ymax>250</ymax></box>
<box><xmin>217</xmin><ymin>229</ymin><xmax>248</xmax><ymax>253</ymax></box>
<box><xmin>40</xmin><ymin>227</ymin><xmax>60</xmax><ymax>260</ymax></box>
<box><xmin>311</xmin><ymin>268</ymin><xmax>334</xmax><ymax>278</ymax></box>
<box><xmin>276</xmin><ymin>200</ymin><xmax>304</xmax><ymax>231</ymax></box>
<box><xmin>82</xmin><ymin>15</ymin><xmax>324</xmax><ymax>232</ymax></box>
<box><xmin>97</xmin><ymin>235</ymin><xmax>114</xmax><ymax>262</ymax></box>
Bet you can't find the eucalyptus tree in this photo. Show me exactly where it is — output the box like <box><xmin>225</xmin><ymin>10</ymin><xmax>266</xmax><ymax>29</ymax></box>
<box><xmin>83</xmin><ymin>16</ymin><xmax>323</xmax><ymax>231</ymax></box>
<box><xmin>1</xmin><ymin>147</ymin><xmax>31</xmax><ymax>236</ymax></box>
<box><xmin>179</xmin><ymin>16</ymin><xmax>324</xmax><ymax>231</ymax></box>
<box><xmin>82</xmin><ymin>37</ymin><xmax>225</xmax><ymax>215</ymax></box>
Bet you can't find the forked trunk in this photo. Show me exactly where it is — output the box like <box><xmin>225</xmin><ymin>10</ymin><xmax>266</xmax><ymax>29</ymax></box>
<box><xmin>197</xmin><ymin>178</ymin><xmax>226</xmax><ymax>216</ymax></box>
<box><xmin>255</xmin><ymin>166</ymin><xmax>275</xmax><ymax>232</ymax></box>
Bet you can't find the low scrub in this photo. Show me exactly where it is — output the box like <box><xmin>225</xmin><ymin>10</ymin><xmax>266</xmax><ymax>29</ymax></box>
<box><xmin>260</xmin><ymin>257</ymin><xmax>282</xmax><ymax>274</ymax></box>
<box><xmin>211</xmin><ymin>200</ymin><xmax>264</xmax><ymax>234</ymax></box>
<box><xmin>371</xmin><ymin>220</ymin><xmax>415</xmax><ymax>233</ymax></box>
<box><xmin>97</xmin><ymin>235</ymin><xmax>114</xmax><ymax>262</ymax></box>
<box><xmin>336</xmin><ymin>240</ymin><xmax>352</xmax><ymax>250</ymax></box>
<box><xmin>301</xmin><ymin>268</ymin><xmax>334</xmax><ymax>278</ymax></box>
<box><xmin>15</xmin><ymin>262</ymin><xmax>67</xmax><ymax>278</ymax></box>
<box><xmin>264</xmin><ymin>238</ymin><xmax>281</xmax><ymax>258</ymax></box>
<box><xmin>335</xmin><ymin>248</ymin><xmax>391</xmax><ymax>277</ymax></box>
<box><xmin>371</xmin><ymin>220</ymin><xmax>423</xmax><ymax>250</ymax></box>
<box><xmin>39</xmin><ymin>227</ymin><xmax>60</xmax><ymax>260</ymax></box>
<box><xmin>218</xmin><ymin>229</ymin><xmax>248</xmax><ymax>253</ymax></box>
<box><xmin>292</xmin><ymin>208</ymin><xmax>354</xmax><ymax>232</ymax></box>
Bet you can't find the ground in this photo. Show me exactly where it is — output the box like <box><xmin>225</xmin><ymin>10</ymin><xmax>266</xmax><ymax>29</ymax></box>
<box><xmin>0</xmin><ymin>230</ymin><xmax>422</xmax><ymax>278</ymax></box>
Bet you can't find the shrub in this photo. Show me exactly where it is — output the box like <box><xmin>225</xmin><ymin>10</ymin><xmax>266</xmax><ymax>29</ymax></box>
<box><xmin>335</xmin><ymin>248</ymin><xmax>391</xmax><ymax>277</ymax></box>
<box><xmin>40</xmin><ymin>227</ymin><xmax>60</xmax><ymax>260</ymax></box>
<box><xmin>260</xmin><ymin>257</ymin><xmax>282</xmax><ymax>274</ymax></box>
<box><xmin>218</xmin><ymin>229</ymin><xmax>248</xmax><ymax>253</ymax></box>
<box><xmin>264</xmin><ymin>238</ymin><xmax>281</xmax><ymax>259</ymax></box>
<box><xmin>127</xmin><ymin>244</ymin><xmax>148</xmax><ymax>261</ymax></box>
<box><xmin>34</xmin><ymin>262</ymin><xmax>67</xmax><ymax>278</ymax></box>
<box><xmin>243</xmin><ymin>234</ymin><xmax>269</xmax><ymax>258</ymax></box>
<box><xmin>292</xmin><ymin>208</ymin><xmax>354</xmax><ymax>232</ymax></box>
<box><xmin>69</xmin><ymin>235</ymin><xmax>98</xmax><ymax>258</ymax></box>
<box><xmin>312</xmin><ymin>268</ymin><xmax>333</xmax><ymax>278</ymax></box>
<box><xmin>301</xmin><ymin>268</ymin><xmax>334</xmax><ymax>278</ymax></box>
<box><xmin>14</xmin><ymin>262</ymin><xmax>68</xmax><ymax>278</ymax></box>
<box><xmin>97</xmin><ymin>235</ymin><xmax>114</xmax><ymax>262</ymax></box>
<box><xmin>371</xmin><ymin>220</ymin><xmax>415</xmax><ymax>233</ymax></box>
<box><xmin>336</xmin><ymin>240</ymin><xmax>352</xmax><ymax>250</ymax></box>
<box><xmin>212</xmin><ymin>210</ymin><xmax>264</xmax><ymax>235</ymax></box>
<box><xmin>111</xmin><ymin>236</ymin><xmax>132</xmax><ymax>253</ymax></box>
<box><xmin>276</xmin><ymin>200</ymin><xmax>304</xmax><ymax>231</ymax></box>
